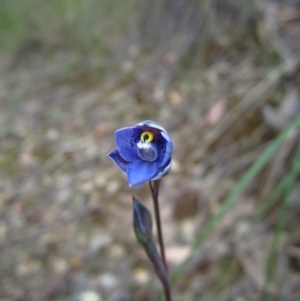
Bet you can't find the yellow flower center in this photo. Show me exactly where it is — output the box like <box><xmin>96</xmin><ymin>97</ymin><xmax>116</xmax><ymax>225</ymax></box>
<box><xmin>140</xmin><ymin>131</ymin><xmax>154</xmax><ymax>143</ymax></box>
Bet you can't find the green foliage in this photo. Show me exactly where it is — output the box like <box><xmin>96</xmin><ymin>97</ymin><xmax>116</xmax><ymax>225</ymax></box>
<box><xmin>0</xmin><ymin>0</ymin><xmax>136</xmax><ymax>53</ymax></box>
<box><xmin>260</xmin><ymin>140</ymin><xmax>300</xmax><ymax>301</ymax></box>
<box><xmin>156</xmin><ymin>113</ymin><xmax>300</xmax><ymax>301</ymax></box>
<box><xmin>133</xmin><ymin>196</ymin><xmax>153</xmax><ymax>245</ymax></box>
<box><xmin>173</xmin><ymin>114</ymin><xmax>300</xmax><ymax>282</ymax></box>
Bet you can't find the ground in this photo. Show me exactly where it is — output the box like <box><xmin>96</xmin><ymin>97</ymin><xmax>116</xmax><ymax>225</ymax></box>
<box><xmin>1</xmin><ymin>1</ymin><xmax>300</xmax><ymax>301</ymax></box>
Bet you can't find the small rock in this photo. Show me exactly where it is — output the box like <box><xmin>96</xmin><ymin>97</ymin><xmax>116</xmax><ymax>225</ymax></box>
<box><xmin>166</xmin><ymin>246</ymin><xmax>190</xmax><ymax>266</ymax></box>
<box><xmin>86</xmin><ymin>235</ymin><xmax>112</xmax><ymax>258</ymax></box>
<box><xmin>133</xmin><ymin>268</ymin><xmax>150</xmax><ymax>285</ymax></box>
<box><xmin>109</xmin><ymin>244</ymin><xmax>126</xmax><ymax>259</ymax></box>
<box><xmin>98</xmin><ymin>273</ymin><xmax>118</xmax><ymax>293</ymax></box>
<box><xmin>106</xmin><ymin>181</ymin><xmax>119</xmax><ymax>193</ymax></box>
<box><xmin>79</xmin><ymin>290</ymin><xmax>103</xmax><ymax>301</ymax></box>
<box><xmin>46</xmin><ymin>128</ymin><xmax>59</xmax><ymax>141</ymax></box>
<box><xmin>51</xmin><ymin>257</ymin><xmax>69</xmax><ymax>274</ymax></box>
<box><xmin>181</xmin><ymin>219</ymin><xmax>195</xmax><ymax>243</ymax></box>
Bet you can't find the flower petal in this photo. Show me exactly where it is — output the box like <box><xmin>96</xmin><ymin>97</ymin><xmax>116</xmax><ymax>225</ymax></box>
<box><xmin>126</xmin><ymin>160</ymin><xmax>157</xmax><ymax>186</ymax></box>
<box><xmin>115</xmin><ymin>127</ymin><xmax>142</xmax><ymax>162</ymax></box>
<box><xmin>107</xmin><ymin>148</ymin><xmax>130</xmax><ymax>172</ymax></box>
<box><xmin>152</xmin><ymin>157</ymin><xmax>172</xmax><ymax>180</ymax></box>
<box><xmin>156</xmin><ymin>132</ymin><xmax>173</xmax><ymax>168</ymax></box>
<box><xmin>137</xmin><ymin>120</ymin><xmax>167</xmax><ymax>132</ymax></box>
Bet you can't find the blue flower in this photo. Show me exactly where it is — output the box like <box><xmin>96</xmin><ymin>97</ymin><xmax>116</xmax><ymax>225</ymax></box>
<box><xmin>108</xmin><ymin>120</ymin><xmax>173</xmax><ymax>186</ymax></box>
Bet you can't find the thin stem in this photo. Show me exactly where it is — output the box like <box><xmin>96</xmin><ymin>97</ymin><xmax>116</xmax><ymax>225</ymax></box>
<box><xmin>148</xmin><ymin>241</ymin><xmax>172</xmax><ymax>301</ymax></box>
<box><xmin>163</xmin><ymin>282</ymin><xmax>172</xmax><ymax>301</ymax></box>
<box><xmin>149</xmin><ymin>180</ymin><xmax>172</xmax><ymax>301</ymax></box>
<box><xmin>149</xmin><ymin>180</ymin><xmax>168</xmax><ymax>270</ymax></box>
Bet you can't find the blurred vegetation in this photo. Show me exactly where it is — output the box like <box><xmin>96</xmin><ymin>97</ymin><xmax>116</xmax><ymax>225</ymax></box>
<box><xmin>0</xmin><ymin>0</ymin><xmax>137</xmax><ymax>52</ymax></box>
<box><xmin>0</xmin><ymin>0</ymin><xmax>278</xmax><ymax>68</ymax></box>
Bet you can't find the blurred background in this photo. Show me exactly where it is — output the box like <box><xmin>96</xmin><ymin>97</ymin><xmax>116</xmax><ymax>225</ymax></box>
<box><xmin>1</xmin><ymin>0</ymin><xmax>300</xmax><ymax>300</ymax></box>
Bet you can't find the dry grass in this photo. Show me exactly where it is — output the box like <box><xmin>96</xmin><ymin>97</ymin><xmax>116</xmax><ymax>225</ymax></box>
<box><xmin>0</xmin><ymin>1</ymin><xmax>300</xmax><ymax>301</ymax></box>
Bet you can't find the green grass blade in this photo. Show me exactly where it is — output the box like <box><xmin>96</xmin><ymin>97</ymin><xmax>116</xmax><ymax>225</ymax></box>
<box><xmin>260</xmin><ymin>139</ymin><xmax>300</xmax><ymax>301</ymax></box>
<box><xmin>256</xmin><ymin>175</ymin><xmax>289</xmax><ymax>222</ymax></box>
<box><xmin>154</xmin><ymin>114</ymin><xmax>300</xmax><ymax>301</ymax></box>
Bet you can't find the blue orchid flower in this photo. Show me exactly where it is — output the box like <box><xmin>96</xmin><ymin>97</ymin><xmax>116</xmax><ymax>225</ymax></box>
<box><xmin>108</xmin><ymin>120</ymin><xmax>173</xmax><ymax>186</ymax></box>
